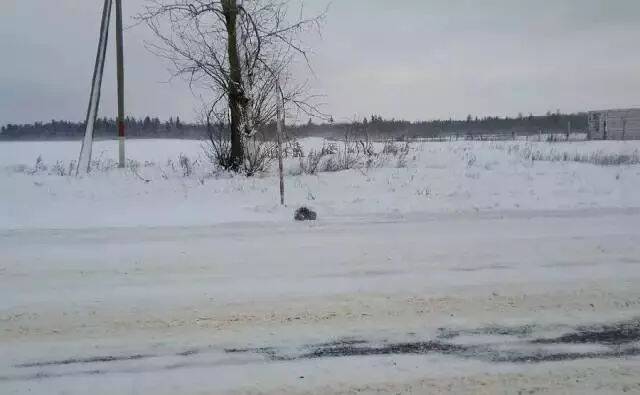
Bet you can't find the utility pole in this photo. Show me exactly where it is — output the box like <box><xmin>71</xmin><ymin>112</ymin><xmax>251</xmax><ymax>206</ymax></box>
<box><xmin>115</xmin><ymin>0</ymin><xmax>126</xmax><ymax>168</ymax></box>
<box><xmin>77</xmin><ymin>0</ymin><xmax>113</xmax><ymax>175</ymax></box>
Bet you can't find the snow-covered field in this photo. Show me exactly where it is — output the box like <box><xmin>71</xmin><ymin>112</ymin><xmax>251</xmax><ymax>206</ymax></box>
<box><xmin>1</xmin><ymin>138</ymin><xmax>639</xmax><ymax>229</ymax></box>
<box><xmin>1</xmin><ymin>138</ymin><xmax>640</xmax><ymax>394</ymax></box>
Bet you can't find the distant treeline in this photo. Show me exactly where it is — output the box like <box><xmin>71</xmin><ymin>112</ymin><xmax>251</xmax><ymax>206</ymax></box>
<box><xmin>0</xmin><ymin>116</ymin><xmax>205</xmax><ymax>141</ymax></box>
<box><xmin>285</xmin><ymin>112</ymin><xmax>587</xmax><ymax>140</ymax></box>
<box><xmin>1</xmin><ymin>112</ymin><xmax>587</xmax><ymax>141</ymax></box>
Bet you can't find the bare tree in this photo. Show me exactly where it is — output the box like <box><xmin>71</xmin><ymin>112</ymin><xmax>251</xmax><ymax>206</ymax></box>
<box><xmin>138</xmin><ymin>0</ymin><xmax>326</xmax><ymax>172</ymax></box>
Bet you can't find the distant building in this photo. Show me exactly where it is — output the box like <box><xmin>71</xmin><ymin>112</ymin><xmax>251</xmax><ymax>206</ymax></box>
<box><xmin>587</xmin><ymin>108</ymin><xmax>640</xmax><ymax>140</ymax></box>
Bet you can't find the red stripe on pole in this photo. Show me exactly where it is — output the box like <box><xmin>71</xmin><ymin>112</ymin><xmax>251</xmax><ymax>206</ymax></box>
<box><xmin>118</xmin><ymin>121</ymin><xmax>125</xmax><ymax>137</ymax></box>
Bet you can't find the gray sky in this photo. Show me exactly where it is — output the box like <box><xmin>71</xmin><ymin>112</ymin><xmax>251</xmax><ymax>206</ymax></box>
<box><xmin>2</xmin><ymin>0</ymin><xmax>640</xmax><ymax>125</ymax></box>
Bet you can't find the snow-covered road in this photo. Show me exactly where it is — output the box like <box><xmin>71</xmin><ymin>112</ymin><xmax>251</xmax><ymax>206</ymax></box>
<box><xmin>2</xmin><ymin>208</ymin><xmax>639</xmax><ymax>394</ymax></box>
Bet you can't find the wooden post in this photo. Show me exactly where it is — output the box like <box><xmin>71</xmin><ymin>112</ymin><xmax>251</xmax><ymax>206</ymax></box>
<box><xmin>567</xmin><ymin>120</ymin><xmax>571</xmax><ymax>141</ymax></box>
<box><xmin>276</xmin><ymin>83</ymin><xmax>285</xmax><ymax>206</ymax></box>
<box><xmin>115</xmin><ymin>0</ymin><xmax>125</xmax><ymax>168</ymax></box>
<box><xmin>622</xmin><ymin>118</ymin><xmax>627</xmax><ymax>140</ymax></box>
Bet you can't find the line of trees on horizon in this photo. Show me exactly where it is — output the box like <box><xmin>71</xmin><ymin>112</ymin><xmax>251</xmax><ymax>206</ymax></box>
<box><xmin>0</xmin><ymin>116</ymin><xmax>198</xmax><ymax>140</ymax></box>
<box><xmin>1</xmin><ymin>111</ymin><xmax>587</xmax><ymax>141</ymax></box>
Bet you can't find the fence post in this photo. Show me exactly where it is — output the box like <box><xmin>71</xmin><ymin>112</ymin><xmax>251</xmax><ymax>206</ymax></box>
<box><xmin>276</xmin><ymin>82</ymin><xmax>285</xmax><ymax>206</ymax></box>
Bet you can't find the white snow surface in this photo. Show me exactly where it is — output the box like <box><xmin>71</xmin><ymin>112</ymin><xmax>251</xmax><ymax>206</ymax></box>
<box><xmin>1</xmin><ymin>138</ymin><xmax>640</xmax><ymax>394</ymax></box>
<box><xmin>1</xmin><ymin>138</ymin><xmax>639</xmax><ymax>229</ymax></box>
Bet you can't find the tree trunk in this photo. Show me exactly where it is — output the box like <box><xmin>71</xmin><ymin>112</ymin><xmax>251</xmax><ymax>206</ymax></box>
<box><xmin>222</xmin><ymin>0</ymin><xmax>245</xmax><ymax>171</ymax></box>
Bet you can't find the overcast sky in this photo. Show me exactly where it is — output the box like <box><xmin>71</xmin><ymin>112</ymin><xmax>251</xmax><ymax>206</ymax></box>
<box><xmin>2</xmin><ymin>0</ymin><xmax>640</xmax><ymax>126</ymax></box>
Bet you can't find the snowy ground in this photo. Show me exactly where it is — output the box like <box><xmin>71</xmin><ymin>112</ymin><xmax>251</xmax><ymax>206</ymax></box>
<box><xmin>1</xmin><ymin>138</ymin><xmax>640</xmax><ymax>394</ymax></box>
<box><xmin>1</xmin><ymin>138</ymin><xmax>639</xmax><ymax>229</ymax></box>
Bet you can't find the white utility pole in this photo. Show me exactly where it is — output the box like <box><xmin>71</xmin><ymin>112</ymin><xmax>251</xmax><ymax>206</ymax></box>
<box><xmin>77</xmin><ymin>0</ymin><xmax>113</xmax><ymax>175</ymax></box>
<box><xmin>77</xmin><ymin>0</ymin><xmax>125</xmax><ymax>175</ymax></box>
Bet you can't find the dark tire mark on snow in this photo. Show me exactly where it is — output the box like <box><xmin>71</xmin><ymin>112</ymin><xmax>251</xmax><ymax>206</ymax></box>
<box><xmin>176</xmin><ymin>348</ymin><xmax>200</xmax><ymax>357</ymax></box>
<box><xmin>15</xmin><ymin>353</ymin><xmax>154</xmax><ymax>368</ymax></box>
<box><xmin>541</xmin><ymin>261</ymin><xmax>601</xmax><ymax>268</ymax></box>
<box><xmin>437</xmin><ymin>324</ymin><xmax>537</xmax><ymax>339</ymax></box>
<box><xmin>490</xmin><ymin>348</ymin><xmax>640</xmax><ymax>363</ymax></box>
<box><xmin>299</xmin><ymin>341</ymin><xmax>465</xmax><ymax>359</ymax></box>
<box><xmin>226</xmin><ymin>339</ymin><xmax>640</xmax><ymax>364</ymax></box>
<box><xmin>313</xmin><ymin>339</ymin><xmax>369</xmax><ymax>348</ymax></box>
<box><xmin>7</xmin><ymin>318</ymin><xmax>640</xmax><ymax>383</ymax></box>
<box><xmin>0</xmin><ymin>369</ymin><xmax>107</xmax><ymax>383</ymax></box>
<box><xmin>450</xmin><ymin>264</ymin><xmax>510</xmax><ymax>272</ymax></box>
<box><xmin>226</xmin><ymin>317</ymin><xmax>640</xmax><ymax>364</ymax></box>
<box><xmin>532</xmin><ymin>319</ymin><xmax>640</xmax><ymax>345</ymax></box>
<box><xmin>224</xmin><ymin>348</ymin><xmax>251</xmax><ymax>354</ymax></box>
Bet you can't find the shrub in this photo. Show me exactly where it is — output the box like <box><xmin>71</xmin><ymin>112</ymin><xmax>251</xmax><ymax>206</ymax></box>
<box><xmin>321</xmin><ymin>143</ymin><xmax>338</xmax><ymax>156</ymax></box>
<box><xmin>321</xmin><ymin>149</ymin><xmax>359</xmax><ymax>172</ymax></box>
<box><xmin>179</xmin><ymin>153</ymin><xmax>193</xmax><ymax>177</ymax></box>
<box><xmin>382</xmin><ymin>140</ymin><xmax>399</xmax><ymax>155</ymax></box>
<box><xmin>357</xmin><ymin>137</ymin><xmax>375</xmax><ymax>157</ymax></box>
<box><xmin>203</xmin><ymin>123</ymin><xmax>274</xmax><ymax>177</ymax></box>
<box><xmin>203</xmin><ymin>123</ymin><xmax>235</xmax><ymax>171</ymax></box>
<box><xmin>519</xmin><ymin>146</ymin><xmax>640</xmax><ymax>166</ymax></box>
<box><xmin>299</xmin><ymin>149</ymin><xmax>326</xmax><ymax>175</ymax></box>
<box><xmin>396</xmin><ymin>142</ymin><xmax>410</xmax><ymax>168</ymax></box>
<box><xmin>464</xmin><ymin>151</ymin><xmax>477</xmax><ymax>168</ymax></box>
<box><xmin>290</xmin><ymin>140</ymin><xmax>305</xmax><ymax>158</ymax></box>
<box><xmin>243</xmin><ymin>136</ymin><xmax>274</xmax><ymax>177</ymax></box>
<box><xmin>51</xmin><ymin>161</ymin><xmax>67</xmax><ymax>176</ymax></box>
<box><xmin>29</xmin><ymin>155</ymin><xmax>47</xmax><ymax>174</ymax></box>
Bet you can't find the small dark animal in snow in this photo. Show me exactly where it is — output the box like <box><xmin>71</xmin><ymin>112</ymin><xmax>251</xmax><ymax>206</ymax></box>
<box><xmin>295</xmin><ymin>207</ymin><xmax>317</xmax><ymax>221</ymax></box>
